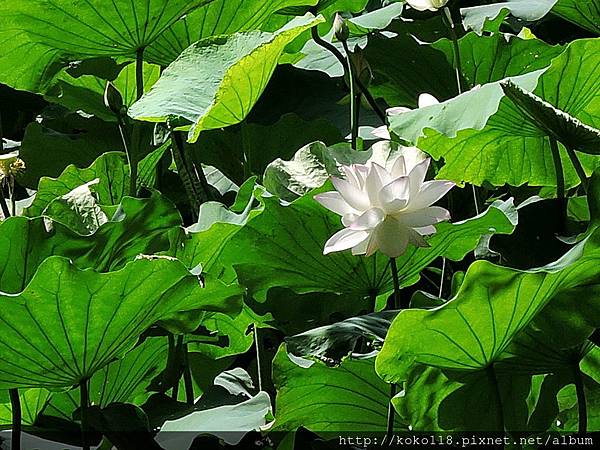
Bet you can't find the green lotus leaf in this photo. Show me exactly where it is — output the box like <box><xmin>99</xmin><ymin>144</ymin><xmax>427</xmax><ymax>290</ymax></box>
<box><xmin>220</xmin><ymin>190</ymin><xmax>517</xmax><ymax>301</ymax></box>
<box><xmin>128</xmin><ymin>14</ymin><xmax>324</xmax><ymax>142</ymax></box>
<box><xmin>376</xmin><ymin>228</ymin><xmax>600</xmax><ymax>383</ymax></box>
<box><xmin>272</xmin><ymin>345</ymin><xmax>405</xmax><ymax>433</ymax></box>
<box><xmin>0</xmin><ymin>0</ymin><xmax>214</xmax><ymax>92</ymax></box>
<box><xmin>146</xmin><ymin>0</ymin><xmax>319</xmax><ymax>66</ymax></box>
<box><xmin>390</xmin><ymin>39</ymin><xmax>600</xmax><ymax>188</ymax></box>
<box><xmin>553</xmin><ymin>0</ymin><xmax>600</xmax><ymax>35</ymax></box>
<box><xmin>0</xmin><ymin>255</ymin><xmax>228</xmax><ymax>389</ymax></box>
<box><xmin>44</xmin><ymin>337</ymin><xmax>169</xmax><ymax>422</ymax></box>
<box><xmin>0</xmin><ymin>193</ymin><xmax>181</xmax><ymax>293</ymax></box>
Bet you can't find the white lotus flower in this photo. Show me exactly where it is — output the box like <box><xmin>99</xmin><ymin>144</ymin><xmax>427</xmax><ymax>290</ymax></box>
<box><xmin>406</xmin><ymin>0</ymin><xmax>449</xmax><ymax>12</ymax></box>
<box><xmin>315</xmin><ymin>148</ymin><xmax>454</xmax><ymax>257</ymax></box>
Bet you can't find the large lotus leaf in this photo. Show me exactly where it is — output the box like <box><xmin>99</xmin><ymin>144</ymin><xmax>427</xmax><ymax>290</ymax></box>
<box><xmin>460</xmin><ymin>0</ymin><xmax>557</xmax><ymax>34</ymax></box>
<box><xmin>392</xmin><ymin>365</ymin><xmax>553</xmax><ymax>432</ymax></box>
<box><xmin>18</xmin><ymin>114</ymin><xmax>124</xmax><ymax>189</ymax></box>
<box><xmin>46</xmin><ymin>62</ymin><xmax>161</xmax><ymax>122</ymax></box>
<box><xmin>366</xmin><ymin>29</ymin><xmax>562</xmax><ymax>109</ymax></box>
<box><xmin>146</xmin><ymin>0</ymin><xmax>318</xmax><ymax>66</ymax></box>
<box><xmin>220</xmin><ymin>189</ymin><xmax>517</xmax><ymax>301</ymax></box>
<box><xmin>376</xmin><ymin>228</ymin><xmax>600</xmax><ymax>384</ymax></box>
<box><xmin>0</xmin><ymin>255</ymin><xmax>227</xmax><ymax>389</ymax></box>
<box><xmin>44</xmin><ymin>337</ymin><xmax>169</xmax><ymax>422</ymax></box>
<box><xmin>272</xmin><ymin>345</ymin><xmax>405</xmax><ymax>433</ymax></box>
<box><xmin>0</xmin><ymin>0</ymin><xmax>214</xmax><ymax>93</ymax></box>
<box><xmin>27</xmin><ymin>148</ymin><xmax>168</xmax><ymax>218</ymax></box>
<box><xmin>0</xmin><ymin>389</ymin><xmax>50</xmax><ymax>428</ymax></box>
<box><xmin>0</xmin><ymin>194</ymin><xmax>181</xmax><ymax>293</ymax></box>
<box><xmin>187</xmin><ymin>113</ymin><xmax>343</xmax><ymax>186</ymax></box>
<box><xmin>501</xmin><ymin>80</ymin><xmax>600</xmax><ymax>153</ymax></box>
<box><xmin>129</xmin><ymin>14</ymin><xmax>323</xmax><ymax>142</ymax></box>
<box><xmin>26</xmin><ymin>152</ymin><xmax>129</xmax><ymax>217</ymax></box>
<box><xmin>391</xmin><ymin>39</ymin><xmax>600</xmax><ymax>188</ymax></box>
<box><xmin>430</xmin><ymin>32</ymin><xmax>564</xmax><ymax>91</ymax></box>
<box><xmin>552</xmin><ymin>0</ymin><xmax>600</xmax><ymax>35</ymax></box>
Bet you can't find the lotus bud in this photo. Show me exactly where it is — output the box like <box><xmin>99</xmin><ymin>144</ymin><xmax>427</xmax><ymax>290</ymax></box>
<box><xmin>333</xmin><ymin>12</ymin><xmax>349</xmax><ymax>42</ymax></box>
<box><xmin>104</xmin><ymin>81</ymin><xmax>124</xmax><ymax>116</ymax></box>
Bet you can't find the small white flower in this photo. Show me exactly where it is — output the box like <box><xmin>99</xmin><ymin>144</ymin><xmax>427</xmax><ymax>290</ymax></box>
<box><xmin>405</xmin><ymin>0</ymin><xmax>449</xmax><ymax>12</ymax></box>
<box><xmin>315</xmin><ymin>148</ymin><xmax>454</xmax><ymax>257</ymax></box>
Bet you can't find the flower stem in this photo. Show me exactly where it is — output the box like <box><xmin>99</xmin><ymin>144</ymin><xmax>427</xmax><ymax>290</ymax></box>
<box><xmin>389</xmin><ymin>258</ymin><xmax>406</xmax><ymax>309</ymax></box>
<box><xmin>486</xmin><ymin>364</ymin><xmax>505</xmax><ymax>436</ymax></box>
<box><xmin>183</xmin><ymin>342</ymin><xmax>194</xmax><ymax>405</ymax></box>
<box><xmin>438</xmin><ymin>257</ymin><xmax>446</xmax><ymax>298</ymax></box>
<box><xmin>9</xmin><ymin>388</ymin><xmax>21</xmax><ymax>450</ymax></box>
<box><xmin>80</xmin><ymin>378</ymin><xmax>90</xmax><ymax>450</ymax></box>
<box><xmin>565</xmin><ymin>145</ymin><xmax>588</xmax><ymax>194</ymax></box>
<box><xmin>342</xmin><ymin>41</ymin><xmax>358</xmax><ymax>149</ymax></box>
<box><xmin>0</xmin><ymin>180</ymin><xmax>10</xmax><ymax>219</ymax></box>
<box><xmin>549</xmin><ymin>137</ymin><xmax>567</xmax><ymax>230</ymax></box>
<box><xmin>254</xmin><ymin>323</ymin><xmax>263</xmax><ymax>392</ymax></box>
<box><xmin>135</xmin><ymin>47</ymin><xmax>145</xmax><ymax>101</ymax></box>
<box><xmin>115</xmin><ymin>115</ymin><xmax>138</xmax><ymax>197</ymax></box>
<box><xmin>170</xmin><ymin>129</ymin><xmax>212</xmax><ymax>221</ymax></box>
<box><xmin>442</xmin><ymin>7</ymin><xmax>480</xmax><ymax>216</ymax></box>
<box><xmin>385</xmin><ymin>257</ymin><xmax>406</xmax><ymax>439</ymax></box>
<box><xmin>573</xmin><ymin>363</ymin><xmax>588</xmax><ymax>434</ymax></box>
<box><xmin>310</xmin><ymin>27</ymin><xmax>386</xmax><ymax>123</ymax></box>
<box><xmin>549</xmin><ymin>137</ymin><xmax>565</xmax><ymax>200</ymax></box>
<box><xmin>442</xmin><ymin>7</ymin><xmax>464</xmax><ymax>95</ymax></box>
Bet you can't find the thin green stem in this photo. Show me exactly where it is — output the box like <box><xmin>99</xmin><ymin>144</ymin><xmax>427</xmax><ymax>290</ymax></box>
<box><xmin>254</xmin><ymin>323</ymin><xmax>263</xmax><ymax>392</ymax></box>
<box><xmin>0</xmin><ymin>182</ymin><xmax>10</xmax><ymax>219</ymax></box>
<box><xmin>385</xmin><ymin>257</ymin><xmax>406</xmax><ymax>439</ymax></box>
<box><xmin>443</xmin><ymin>7</ymin><xmax>464</xmax><ymax>95</ymax></box>
<box><xmin>573</xmin><ymin>363</ymin><xmax>588</xmax><ymax>434</ymax></box>
<box><xmin>170</xmin><ymin>130</ymin><xmax>212</xmax><ymax>220</ymax></box>
<box><xmin>385</xmin><ymin>384</ymin><xmax>397</xmax><ymax>439</ymax></box>
<box><xmin>0</xmin><ymin>113</ymin><xmax>11</xmax><ymax>219</ymax></box>
<box><xmin>487</xmin><ymin>364</ymin><xmax>505</xmax><ymax>436</ymax></box>
<box><xmin>550</xmin><ymin>137</ymin><xmax>565</xmax><ymax>200</ymax></box>
<box><xmin>310</xmin><ymin>27</ymin><xmax>386</xmax><ymax>123</ymax></box>
<box><xmin>116</xmin><ymin>117</ymin><xmax>137</xmax><ymax>197</ymax></box>
<box><xmin>183</xmin><ymin>343</ymin><xmax>194</xmax><ymax>405</ymax></box>
<box><xmin>80</xmin><ymin>378</ymin><xmax>90</xmax><ymax>450</ymax></box>
<box><xmin>9</xmin><ymin>388</ymin><xmax>21</xmax><ymax>450</ymax></box>
<box><xmin>353</xmin><ymin>92</ymin><xmax>362</xmax><ymax>148</ymax></box>
<box><xmin>135</xmin><ymin>47</ymin><xmax>145</xmax><ymax>101</ymax></box>
<box><xmin>438</xmin><ymin>257</ymin><xmax>446</xmax><ymax>298</ymax></box>
<box><xmin>443</xmin><ymin>7</ymin><xmax>481</xmax><ymax>216</ymax></box>
<box><xmin>550</xmin><ymin>137</ymin><xmax>567</xmax><ymax>230</ymax></box>
<box><xmin>566</xmin><ymin>145</ymin><xmax>588</xmax><ymax>194</ymax></box>
<box><xmin>8</xmin><ymin>177</ymin><xmax>15</xmax><ymax>216</ymax></box>
<box><xmin>171</xmin><ymin>335</ymin><xmax>184</xmax><ymax>401</ymax></box>
<box><xmin>342</xmin><ymin>41</ymin><xmax>358</xmax><ymax>149</ymax></box>
<box><xmin>389</xmin><ymin>258</ymin><xmax>406</xmax><ymax>309</ymax></box>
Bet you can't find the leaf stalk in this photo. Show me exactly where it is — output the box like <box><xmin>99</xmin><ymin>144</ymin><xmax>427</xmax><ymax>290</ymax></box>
<box><xmin>9</xmin><ymin>388</ymin><xmax>21</xmax><ymax>450</ymax></box>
